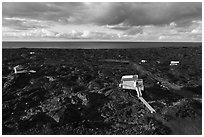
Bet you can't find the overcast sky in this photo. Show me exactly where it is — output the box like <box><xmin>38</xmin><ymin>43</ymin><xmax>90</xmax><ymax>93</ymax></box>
<box><xmin>2</xmin><ymin>2</ymin><xmax>202</xmax><ymax>41</ymax></box>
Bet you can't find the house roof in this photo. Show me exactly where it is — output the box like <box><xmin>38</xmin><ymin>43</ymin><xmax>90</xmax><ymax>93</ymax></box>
<box><xmin>121</xmin><ymin>75</ymin><xmax>138</xmax><ymax>81</ymax></box>
<box><xmin>170</xmin><ymin>61</ymin><xmax>179</xmax><ymax>63</ymax></box>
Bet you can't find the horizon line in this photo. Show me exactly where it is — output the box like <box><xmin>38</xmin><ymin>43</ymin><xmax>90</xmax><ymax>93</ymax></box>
<box><xmin>2</xmin><ymin>40</ymin><xmax>202</xmax><ymax>43</ymax></box>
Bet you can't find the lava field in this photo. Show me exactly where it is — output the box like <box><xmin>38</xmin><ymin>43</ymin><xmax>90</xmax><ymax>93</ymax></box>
<box><xmin>2</xmin><ymin>46</ymin><xmax>202</xmax><ymax>135</ymax></box>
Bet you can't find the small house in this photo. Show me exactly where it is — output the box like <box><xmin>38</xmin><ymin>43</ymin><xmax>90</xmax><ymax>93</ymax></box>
<box><xmin>30</xmin><ymin>52</ymin><xmax>35</xmax><ymax>55</ymax></box>
<box><xmin>141</xmin><ymin>60</ymin><xmax>147</xmax><ymax>63</ymax></box>
<box><xmin>119</xmin><ymin>75</ymin><xmax>138</xmax><ymax>90</ymax></box>
<box><xmin>119</xmin><ymin>75</ymin><xmax>144</xmax><ymax>97</ymax></box>
<box><xmin>119</xmin><ymin>75</ymin><xmax>155</xmax><ymax>113</ymax></box>
<box><xmin>170</xmin><ymin>61</ymin><xmax>179</xmax><ymax>66</ymax></box>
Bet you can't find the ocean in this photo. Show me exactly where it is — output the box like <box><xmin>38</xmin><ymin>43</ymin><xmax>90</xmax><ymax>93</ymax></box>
<box><xmin>2</xmin><ymin>41</ymin><xmax>202</xmax><ymax>49</ymax></box>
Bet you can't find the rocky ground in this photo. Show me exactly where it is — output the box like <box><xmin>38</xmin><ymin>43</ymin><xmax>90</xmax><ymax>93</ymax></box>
<box><xmin>2</xmin><ymin>46</ymin><xmax>202</xmax><ymax>135</ymax></box>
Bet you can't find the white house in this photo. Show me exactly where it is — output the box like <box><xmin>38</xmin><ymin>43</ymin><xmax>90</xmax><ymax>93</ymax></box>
<box><xmin>119</xmin><ymin>75</ymin><xmax>143</xmax><ymax>97</ymax></box>
<box><xmin>30</xmin><ymin>52</ymin><xmax>35</xmax><ymax>55</ymax></box>
<box><xmin>119</xmin><ymin>74</ymin><xmax>155</xmax><ymax>113</ymax></box>
<box><xmin>170</xmin><ymin>61</ymin><xmax>179</xmax><ymax>66</ymax></box>
<box><xmin>141</xmin><ymin>60</ymin><xmax>147</xmax><ymax>63</ymax></box>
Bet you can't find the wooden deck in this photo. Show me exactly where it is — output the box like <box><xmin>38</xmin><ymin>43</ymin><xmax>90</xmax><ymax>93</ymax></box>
<box><xmin>138</xmin><ymin>97</ymin><xmax>156</xmax><ymax>113</ymax></box>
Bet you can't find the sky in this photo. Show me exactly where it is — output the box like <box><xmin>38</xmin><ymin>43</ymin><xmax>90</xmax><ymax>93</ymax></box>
<box><xmin>2</xmin><ymin>2</ymin><xmax>202</xmax><ymax>41</ymax></box>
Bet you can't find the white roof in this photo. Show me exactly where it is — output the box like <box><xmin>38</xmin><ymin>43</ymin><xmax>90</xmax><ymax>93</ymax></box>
<box><xmin>141</xmin><ymin>60</ymin><xmax>147</xmax><ymax>62</ymax></box>
<box><xmin>170</xmin><ymin>61</ymin><xmax>179</xmax><ymax>63</ymax></box>
<box><xmin>122</xmin><ymin>75</ymin><xmax>134</xmax><ymax>79</ymax></box>
<box><xmin>121</xmin><ymin>75</ymin><xmax>138</xmax><ymax>81</ymax></box>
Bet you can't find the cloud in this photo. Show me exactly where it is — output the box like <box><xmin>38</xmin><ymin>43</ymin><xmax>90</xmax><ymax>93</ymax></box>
<box><xmin>3</xmin><ymin>2</ymin><xmax>201</xmax><ymax>26</ymax></box>
<box><xmin>2</xmin><ymin>2</ymin><xmax>84</xmax><ymax>24</ymax></box>
<box><xmin>114</xmin><ymin>3</ymin><xmax>200</xmax><ymax>26</ymax></box>
<box><xmin>63</xmin><ymin>2</ymin><xmax>202</xmax><ymax>26</ymax></box>
<box><xmin>190</xmin><ymin>20</ymin><xmax>202</xmax><ymax>34</ymax></box>
<box><xmin>3</xmin><ymin>17</ymin><xmax>52</xmax><ymax>30</ymax></box>
<box><xmin>3</xmin><ymin>19</ymin><xmax>202</xmax><ymax>41</ymax></box>
<box><xmin>123</xmin><ymin>27</ymin><xmax>143</xmax><ymax>35</ymax></box>
<box><xmin>3</xmin><ymin>28</ymin><xmax>58</xmax><ymax>39</ymax></box>
<box><xmin>105</xmin><ymin>24</ymin><xmax>131</xmax><ymax>30</ymax></box>
<box><xmin>2</xmin><ymin>2</ymin><xmax>202</xmax><ymax>41</ymax></box>
<box><xmin>55</xmin><ymin>30</ymin><xmax>119</xmax><ymax>40</ymax></box>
